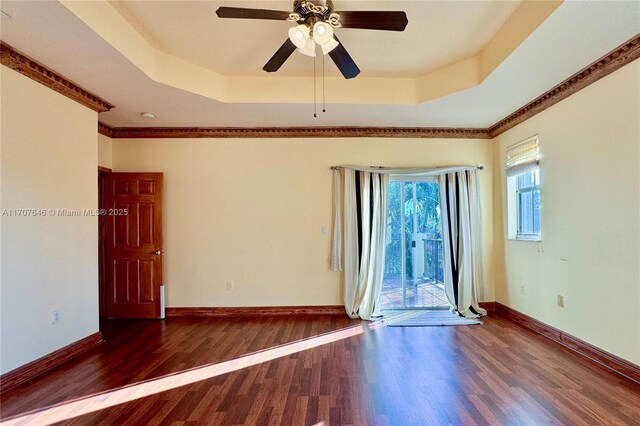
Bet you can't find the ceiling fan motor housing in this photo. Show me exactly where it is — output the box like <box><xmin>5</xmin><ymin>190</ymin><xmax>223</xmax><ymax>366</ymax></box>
<box><xmin>293</xmin><ymin>0</ymin><xmax>335</xmax><ymax>24</ymax></box>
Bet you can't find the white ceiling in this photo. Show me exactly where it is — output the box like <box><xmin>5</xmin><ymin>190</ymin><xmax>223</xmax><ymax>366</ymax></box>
<box><xmin>0</xmin><ymin>1</ymin><xmax>638</xmax><ymax>128</ymax></box>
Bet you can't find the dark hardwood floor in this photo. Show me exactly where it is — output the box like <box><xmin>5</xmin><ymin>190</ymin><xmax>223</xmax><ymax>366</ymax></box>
<box><xmin>1</xmin><ymin>315</ymin><xmax>639</xmax><ymax>425</ymax></box>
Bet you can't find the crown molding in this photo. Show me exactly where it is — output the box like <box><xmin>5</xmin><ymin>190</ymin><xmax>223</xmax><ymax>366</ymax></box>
<box><xmin>5</xmin><ymin>33</ymin><xmax>636</xmax><ymax>138</ymax></box>
<box><xmin>98</xmin><ymin>122</ymin><xmax>115</xmax><ymax>138</ymax></box>
<box><xmin>98</xmin><ymin>125</ymin><xmax>491</xmax><ymax>139</ymax></box>
<box><xmin>0</xmin><ymin>41</ymin><xmax>114</xmax><ymax>113</ymax></box>
<box><xmin>489</xmin><ymin>33</ymin><xmax>640</xmax><ymax>137</ymax></box>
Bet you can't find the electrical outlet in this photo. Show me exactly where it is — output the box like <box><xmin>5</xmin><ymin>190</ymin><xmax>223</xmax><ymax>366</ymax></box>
<box><xmin>226</xmin><ymin>281</ymin><xmax>234</xmax><ymax>291</ymax></box>
<box><xmin>557</xmin><ymin>295</ymin><xmax>565</xmax><ymax>308</ymax></box>
<box><xmin>52</xmin><ymin>310</ymin><xmax>61</xmax><ymax>324</ymax></box>
<box><xmin>520</xmin><ymin>285</ymin><xmax>525</xmax><ymax>295</ymax></box>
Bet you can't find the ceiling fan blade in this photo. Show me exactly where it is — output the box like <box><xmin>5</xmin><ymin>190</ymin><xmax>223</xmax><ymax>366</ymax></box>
<box><xmin>328</xmin><ymin>37</ymin><xmax>360</xmax><ymax>79</ymax></box>
<box><xmin>263</xmin><ymin>39</ymin><xmax>297</xmax><ymax>72</ymax></box>
<box><xmin>216</xmin><ymin>7</ymin><xmax>291</xmax><ymax>21</ymax></box>
<box><xmin>337</xmin><ymin>11</ymin><xmax>408</xmax><ymax>31</ymax></box>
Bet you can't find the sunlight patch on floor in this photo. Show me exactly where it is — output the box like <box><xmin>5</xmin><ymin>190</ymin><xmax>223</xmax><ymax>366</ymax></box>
<box><xmin>1</xmin><ymin>322</ymin><xmax>383</xmax><ymax>426</ymax></box>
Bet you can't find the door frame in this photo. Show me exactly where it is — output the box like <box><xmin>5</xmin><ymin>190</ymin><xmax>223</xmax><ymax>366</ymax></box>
<box><xmin>98</xmin><ymin>166</ymin><xmax>111</xmax><ymax>322</ymax></box>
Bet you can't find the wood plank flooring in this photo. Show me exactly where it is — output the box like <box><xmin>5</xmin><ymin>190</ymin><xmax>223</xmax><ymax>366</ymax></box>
<box><xmin>1</xmin><ymin>315</ymin><xmax>639</xmax><ymax>425</ymax></box>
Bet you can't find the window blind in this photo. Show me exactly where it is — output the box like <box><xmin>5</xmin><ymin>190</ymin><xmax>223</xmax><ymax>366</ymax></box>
<box><xmin>506</xmin><ymin>135</ymin><xmax>539</xmax><ymax>177</ymax></box>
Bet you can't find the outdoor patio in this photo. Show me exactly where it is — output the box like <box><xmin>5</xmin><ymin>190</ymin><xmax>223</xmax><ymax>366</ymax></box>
<box><xmin>379</xmin><ymin>277</ymin><xmax>449</xmax><ymax>308</ymax></box>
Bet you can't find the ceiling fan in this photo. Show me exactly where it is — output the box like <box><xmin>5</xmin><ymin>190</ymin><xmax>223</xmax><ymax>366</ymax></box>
<box><xmin>216</xmin><ymin>1</ymin><xmax>408</xmax><ymax>79</ymax></box>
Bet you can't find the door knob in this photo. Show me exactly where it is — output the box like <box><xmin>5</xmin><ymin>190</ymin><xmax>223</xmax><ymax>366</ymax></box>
<box><xmin>152</xmin><ymin>250</ymin><xmax>162</xmax><ymax>255</ymax></box>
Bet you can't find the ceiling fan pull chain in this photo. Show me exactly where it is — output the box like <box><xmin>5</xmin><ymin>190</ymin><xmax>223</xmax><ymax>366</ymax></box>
<box><xmin>313</xmin><ymin>53</ymin><xmax>317</xmax><ymax>118</ymax></box>
<box><xmin>322</xmin><ymin>53</ymin><xmax>326</xmax><ymax>113</ymax></box>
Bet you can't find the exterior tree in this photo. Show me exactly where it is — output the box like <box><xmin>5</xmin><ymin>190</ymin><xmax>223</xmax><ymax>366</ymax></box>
<box><xmin>384</xmin><ymin>182</ymin><xmax>442</xmax><ymax>280</ymax></box>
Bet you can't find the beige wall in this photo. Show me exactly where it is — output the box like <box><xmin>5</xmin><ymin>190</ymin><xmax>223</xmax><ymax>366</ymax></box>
<box><xmin>98</xmin><ymin>133</ymin><xmax>113</xmax><ymax>169</ymax></box>
<box><xmin>112</xmin><ymin>137</ymin><xmax>495</xmax><ymax>308</ymax></box>
<box><xmin>0</xmin><ymin>67</ymin><xmax>99</xmax><ymax>374</ymax></box>
<box><xmin>493</xmin><ymin>60</ymin><xmax>640</xmax><ymax>364</ymax></box>
<box><xmin>3</xmin><ymin>43</ymin><xmax>634</xmax><ymax>377</ymax></box>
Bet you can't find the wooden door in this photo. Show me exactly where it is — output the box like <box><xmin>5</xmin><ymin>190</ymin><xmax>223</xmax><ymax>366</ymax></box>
<box><xmin>106</xmin><ymin>173</ymin><xmax>163</xmax><ymax>319</ymax></box>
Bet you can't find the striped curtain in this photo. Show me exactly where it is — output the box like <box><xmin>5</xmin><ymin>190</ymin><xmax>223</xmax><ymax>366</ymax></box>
<box><xmin>333</xmin><ymin>168</ymin><xmax>389</xmax><ymax>320</ymax></box>
<box><xmin>438</xmin><ymin>170</ymin><xmax>487</xmax><ymax>318</ymax></box>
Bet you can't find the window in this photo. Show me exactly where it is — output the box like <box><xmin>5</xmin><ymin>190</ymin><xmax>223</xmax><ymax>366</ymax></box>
<box><xmin>516</xmin><ymin>169</ymin><xmax>540</xmax><ymax>238</ymax></box>
<box><xmin>506</xmin><ymin>136</ymin><xmax>541</xmax><ymax>241</ymax></box>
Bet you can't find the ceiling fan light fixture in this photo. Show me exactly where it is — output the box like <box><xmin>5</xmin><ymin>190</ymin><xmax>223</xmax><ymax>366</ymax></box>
<box><xmin>297</xmin><ymin>40</ymin><xmax>317</xmax><ymax>57</ymax></box>
<box><xmin>218</xmin><ymin>4</ymin><xmax>408</xmax><ymax>79</ymax></box>
<box><xmin>320</xmin><ymin>38</ymin><xmax>339</xmax><ymax>55</ymax></box>
<box><xmin>288</xmin><ymin>24</ymin><xmax>310</xmax><ymax>49</ymax></box>
<box><xmin>312</xmin><ymin>21</ymin><xmax>334</xmax><ymax>45</ymax></box>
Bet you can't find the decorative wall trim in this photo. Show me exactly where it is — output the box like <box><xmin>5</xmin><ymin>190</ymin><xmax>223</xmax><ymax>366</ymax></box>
<box><xmin>0</xmin><ymin>332</ymin><xmax>103</xmax><ymax>393</ymax></box>
<box><xmin>166</xmin><ymin>305</ymin><xmax>346</xmax><ymax>317</ymax></box>
<box><xmin>0</xmin><ymin>42</ymin><xmax>114</xmax><ymax>113</ymax></box>
<box><xmin>489</xmin><ymin>33</ymin><xmax>640</xmax><ymax>137</ymax></box>
<box><xmin>495</xmin><ymin>303</ymin><xmax>640</xmax><ymax>385</ymax></box>
<box><xmin>6</xmin><ymin>34</ymin><xmax>639</xmax><ymax>138</ymax></box>
<box><xmin>100</xmin><ymin>126</ymin><xmax>492</xmax><ymax>140</ymax></box>
<box><xmin>478</xmin><ymin>301</ymin><xmax>496</xmax><ymax>313</ymax></box>
<box><xmin>168</xmin><ymin>304</ymin><xmax>494</xmax><ymax>317</ymax></box>
<box><xmin>98</xmin><ymin>122</ymin><xmax>115</xmax><ymax>138</ymax></box>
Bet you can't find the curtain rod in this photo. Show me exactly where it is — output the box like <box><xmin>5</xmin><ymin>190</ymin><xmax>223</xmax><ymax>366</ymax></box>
<box><xmin>330</xmin><ymin>165</ymin><xmax>484</xmax><ymax>171</ymax></box>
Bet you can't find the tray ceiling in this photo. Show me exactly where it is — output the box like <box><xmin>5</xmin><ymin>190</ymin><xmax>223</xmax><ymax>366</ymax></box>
<box><xmin>108</xmin><ymin>1</ymin><xmax>521</xmax><ymax>78</ymax></box>
<box><xmin>0</xmin><ymin>1</ymin><xmax>638</xmax><ymax>127</ymax></box>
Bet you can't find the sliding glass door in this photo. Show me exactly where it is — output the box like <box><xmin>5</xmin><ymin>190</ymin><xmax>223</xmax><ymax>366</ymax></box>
<box><xmin>380</xmin><ymin>179</ymin><xmax>448</xmax><ymax>309</ymax></box>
